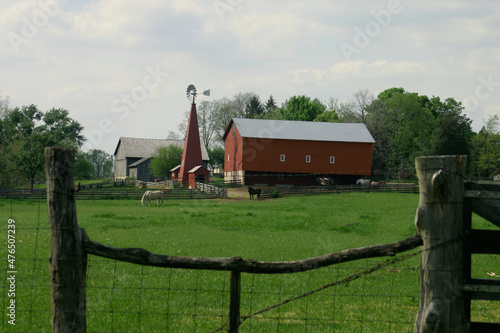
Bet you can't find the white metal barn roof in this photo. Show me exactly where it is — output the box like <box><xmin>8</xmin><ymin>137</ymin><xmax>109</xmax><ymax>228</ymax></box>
<box><xmin>231</xmin><ymin>118</ymin><xmax>375</xmax><ymax>143</ymax></box>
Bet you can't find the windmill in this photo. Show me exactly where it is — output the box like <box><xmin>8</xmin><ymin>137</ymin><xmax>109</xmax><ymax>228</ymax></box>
<box><xmin>186</xmin><ymin>84</ymin><xmax>197</xmax><ymax>104</ymax></box>
<box><xmin>186</xmin><ymin>84</ymin><xmax>210</xmax><ymax>104</ymax></box>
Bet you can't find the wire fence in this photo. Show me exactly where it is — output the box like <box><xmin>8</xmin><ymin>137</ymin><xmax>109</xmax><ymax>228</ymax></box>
<box><xmin>83</xmin><ymin>254</ymin><xmax>421</xmax><ymax>332</ymax></box>
<box><xmin>1</xmin><ymin>194</ymin><xmax>423</xmax><ymax>332</ymax></box>
<box><xmin>3</xmin><ymin>150</ymin><xmax>498</xmax><ymax>332</ymax></box>
<box><xmin>1</xmin><ymin>197</ymin><xmax>51</xmax><ymax>332</ymax></box>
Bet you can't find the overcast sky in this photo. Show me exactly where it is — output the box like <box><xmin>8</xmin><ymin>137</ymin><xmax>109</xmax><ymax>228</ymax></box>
<box><xmin>2</xmin><ymin>0</ymin><xmax>499</xmax><ymax>154</ymax></box>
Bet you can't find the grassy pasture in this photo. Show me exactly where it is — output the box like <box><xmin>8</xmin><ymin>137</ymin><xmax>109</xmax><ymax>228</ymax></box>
<box><xmin>1</xmin><ymin>192</ymin><xmax>498</xmax><ymax>332</ymax></box>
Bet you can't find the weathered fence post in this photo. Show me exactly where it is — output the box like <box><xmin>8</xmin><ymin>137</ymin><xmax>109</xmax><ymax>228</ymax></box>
<box><xmin>45</xmin><ymin>147</ymin><xmax>87</xmax><ymax>333</ymax></box>
<box><xmin>414</xmin><ymin>155</ymin><xmax>469</xmax><ymax>332</ymax></box>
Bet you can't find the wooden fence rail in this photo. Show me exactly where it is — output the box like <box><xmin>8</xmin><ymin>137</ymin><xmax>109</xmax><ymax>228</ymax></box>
<box><xmin>0</xmin><ymin>184</ymin><xmax>417</xmax><ymax>200</ymax></box>
<box><xmin>0</xmin><ymin>188</ymin><xmax>221</xmax><ymax>200</ymax></box>
<box><xmin>260</xmin><ymin>183</ymin><xmax>418</xmax><ymax>198</ymax></box>
<box><xmin>45</xmin><ymin>148</ymin><xmax>499</xmax><ymax>332</ymax></box>
<box><xmin>83</xmin><ymin>233</ymin><xmax>422</xmax><ymax>274</ymax></box>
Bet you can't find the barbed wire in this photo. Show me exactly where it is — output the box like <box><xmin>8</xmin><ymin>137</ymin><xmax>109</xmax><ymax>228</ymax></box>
<box><xmin>211</xmin><ymin>236</ymin><xmax>459</xmax><ymax>332</ymax></box>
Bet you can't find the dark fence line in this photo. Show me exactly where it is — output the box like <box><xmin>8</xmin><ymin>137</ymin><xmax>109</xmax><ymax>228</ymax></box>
<box><xmin>0</xmin><ymin>187</ymin><xmax>221</xmax><ymax>200</ymax></box>
<box><xmin>0</xmin><ymin>183</ymin><xmax>417</xmax><ymax>200</ymax></box>
<box><xmin>260</xmin><ymin>183</ymin><xmax>418</xmax><ymax>198</ymax></box>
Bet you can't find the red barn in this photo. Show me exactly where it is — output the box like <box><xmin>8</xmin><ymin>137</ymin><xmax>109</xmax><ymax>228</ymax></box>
<box><xmin>223</xmin><ymin>118</ymin><xmax>375</xmax><ymax>186</ymax></box>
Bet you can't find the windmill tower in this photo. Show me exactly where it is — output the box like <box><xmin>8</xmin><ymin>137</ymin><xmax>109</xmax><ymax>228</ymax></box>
<box><xmin>177</xmin><ymin>85</ymin><xmax>208</xmax><ymax>187</ymax></box>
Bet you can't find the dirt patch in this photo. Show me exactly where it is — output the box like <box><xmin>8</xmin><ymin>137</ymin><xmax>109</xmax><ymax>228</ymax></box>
<box><xmin>226</xmin><ymin>186</ymin><xmax>274</xmax><ymax>199</ymax></box>
<box><xmin>226</xmin><ymin>187</ymin><xmax>250</xmax><ymax>198</ymax></box>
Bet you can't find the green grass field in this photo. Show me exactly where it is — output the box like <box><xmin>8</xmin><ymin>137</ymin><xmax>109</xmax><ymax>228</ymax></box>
<box><xmin>1</xmin><ymin>192</ymin><xmax>498</xmax><ymax>332</ymax></box>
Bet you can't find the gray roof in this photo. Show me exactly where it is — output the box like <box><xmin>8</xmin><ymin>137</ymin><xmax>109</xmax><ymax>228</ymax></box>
<box><xmin>115</xmin><ymin>137</ymin><xmax>210</xmax><ymax>160</ymax></box>
<box><xmin>231</xmin><ymin>118</ymin><xmax>375</xmax><ymax>143</ymax></box>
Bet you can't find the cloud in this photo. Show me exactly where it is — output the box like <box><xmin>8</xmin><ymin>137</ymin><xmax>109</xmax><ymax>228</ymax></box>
<box><xmin>1</xmin><ymin>0</ymin><xmax>499</xmax><ymax>152</ymax></box>
<box><xmin>329</xmin><ymin>60</ymin><xmax>425</xmax><ymax>77</ymax></box>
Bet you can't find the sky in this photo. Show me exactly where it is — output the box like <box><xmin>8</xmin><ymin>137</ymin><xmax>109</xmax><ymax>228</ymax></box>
<box><xmin>1</xmin><ymin>0</ymin><xmax>499</xmax><ymax>155</ymax></box>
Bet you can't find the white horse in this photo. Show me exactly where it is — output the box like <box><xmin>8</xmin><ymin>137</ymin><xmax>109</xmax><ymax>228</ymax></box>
<box><xmin>356</xmin><ymin>178</ymin><xmax>371</xmax><ymax>186</ymax></box>
<box><xmin>141</xmin><ymin>190</ymin><xmax>164</xmax><ymax>206</ymax></box>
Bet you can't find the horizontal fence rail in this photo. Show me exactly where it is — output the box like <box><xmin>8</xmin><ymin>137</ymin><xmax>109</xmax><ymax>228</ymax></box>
<box><xmin>83</xmin><ymin>233</ymin><xmax>423</xmax><ymax>273</ymax></box>
<box><xmin>260</xmin><ymin>183</ymin><xmax>418</xmax><ymax>198</ymax></box>
<box><xmin>0</xmin><ymin>187</ymin><xmax>221</xmax><ymax>200</ymax></box>
<box><xmin>0</xmin><ymin>183</ymin><xmax>418</xmax><ymax>200</ymax></box>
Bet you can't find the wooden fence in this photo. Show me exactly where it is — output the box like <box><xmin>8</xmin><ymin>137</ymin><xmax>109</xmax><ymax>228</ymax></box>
<box><xmin>44</xmin><ymin>148</ymin><xmax>499</xmax><ymax>332</ymax></box>
<box><xmin>195</xmin><ymin>181</ymin><xmax>227</xmax><ymax>197</ymax></box>
<box><xmin>463</xmin><ymin>181</ymin><xmax>500</xmax><ymax>331</ymax></box>
<box><xmin>260</xmin><ymin>182</ymin><xmax>418</xmax><ymax>198</ymax></box>
<box><xmin>0</xmin><ymin>187</ymin><xmax>222</xmax><ymax>200</ymax></box>
<box><xmin>0</xmin><ymin>182</ymin><xmax>415</xmax><ymax>201</ymax></box>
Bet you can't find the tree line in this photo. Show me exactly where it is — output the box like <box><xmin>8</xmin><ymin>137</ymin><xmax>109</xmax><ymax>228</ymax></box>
<box><xmin>179</xmin><ymin>87</ymin><xmax>500</xmax><ymax>179</ymax></box>
<box><xmin>1</xmin><ymin>86</ymin><xmax>498</xmax><ymax>188</ymax></box>
<box><xmin>0</xmin><ymin>99</ymin><xmax>113</xmax><ymax>188</ymax></box>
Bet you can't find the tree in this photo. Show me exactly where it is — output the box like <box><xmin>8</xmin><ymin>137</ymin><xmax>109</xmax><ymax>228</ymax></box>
<box><xmin>232</xmin><ymin>92</ymin><xmax>257</xmax><ymax>117</ymax></box>
<box><xmin>198</xmin><ymin>100</ymin><xmax>218</xmax><ymax>149</ymax></box>
<box><xmin>75</xmin><ymin>149</ymin><xmax>113</xmax><ymax>180</ymax></box>
<box><xmin>471</xmin><ymin>115</ymin><xmax>500</xmax><ymax>178</ymax></box>
<box><xmin>314</xmin><ymin>110</ymin><xmax>340</xmax><ymax>123</ymax></box>
<box><xmin>1</xmin><ymin>105</ymin><xmax>84</xmax><ymax>188</ymax></box>
<box><xmin>366</xmin><ymin>89</ymin><xmax>436</xmax><ymax>177</ymax></box>
<box><xmin>429</xmin><ymin>97</ymin><xmax>474</xmax><ymax>157</ymax></box>
<box><xmin>150</xmin><ymin>145</ymin><xmax>183</xmax><ymax>180</ymax></box>
<box><xmin>278</xmin><ymin>95</ymin><xmax>326</xmax><ymax>121</ymax></box>
<box><xmin>0</xmin><ymin>94</ymin><xmax>10</xmax><ymax>117</ymax></box>
<box><xmin>245</xmin><ymin>95</ymin><xmax>264</xmax><ymax>118</ymax></box>
<box><xmin>166</xmin><ymin>130</ymin><xmax>181</xmax><ymax>140</ymax></box>
<box><xmin>0</xmin><ymin>96</ymin><xmax>20</xmax><ymax>187</ymax></box>
<box><xmin>86</xmin><ymin>149</ymin><xmax>113</xmax><ymax>179</ymax></box>
<box><xmin>211</xmin><ymin>97</ymin><xmax>238</xmax><ymax>143</ymax></box>
<box><xmin>75</xmin><ymin>150</ymin><xmax>94</xmax><ymax>180</ymax></box>
<box><xmin>207</xmin><ymin>146</ymin><xmax>225</xmax><ymax>171</ymax></box>
<box><xmin>350</xmin><ymin>89</ymin><xmax>373</xmax><ymax>123</ymax></box>
<box><xmin>377</xmin><ymin>87</ymin><xmax>405</xmax><ymax>101</ymax></box>
<box><xmin>325</xmin><ymin>97</ymin><xmax>356</xmax><ymax>123</ymax></box>
<box><xmin>264</xmin><ymin>95</ymin><xmax>277</xmax><ymax>113</ymax></box>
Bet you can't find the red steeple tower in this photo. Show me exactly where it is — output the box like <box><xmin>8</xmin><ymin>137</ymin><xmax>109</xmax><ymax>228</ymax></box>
<box><xmin>178</xmin><ymin>101</ymin><xmax>203</xmax><ymax>185</ymax></box>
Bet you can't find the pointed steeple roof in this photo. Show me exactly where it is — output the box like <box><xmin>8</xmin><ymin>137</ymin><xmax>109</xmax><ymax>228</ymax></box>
<box><xmin>178</xmin><ymin>102</ymin><xmax>203</xmax><ymax>183</ymax></box>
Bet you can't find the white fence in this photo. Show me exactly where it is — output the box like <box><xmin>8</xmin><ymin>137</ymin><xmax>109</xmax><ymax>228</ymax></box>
<box><xmin>195</xmin><ymin>181</ymin><xmax>227</xmax><ymax>198</ymax></box>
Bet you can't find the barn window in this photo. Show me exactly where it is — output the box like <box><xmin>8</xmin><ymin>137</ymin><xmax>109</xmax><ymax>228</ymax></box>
<box><xmin>232</xmin><ymin>125</ymin><xmax>235</xmax><ymax>138</ymax></box>
<box><xmin>227</xmin><ymin>154</ymin><xmax>230</xmax><ymax>162</ymax></box>
<box><xmin>280</xmin><ymin>154</ymin><xmax>285</xmax><ymax>162</ymax></box>
<box><xmin>330</xmin><ymin>156</ymin><xmax>335</xmax><ymax>164</ymax></box>
<box><xmin>306</xmin><ymin>155</ymin><xmax>311</xmax><ymax>163</ymax></box>
<box><xmin>278</xmin><ymin>173</ymin><xmax>284</xmax><ymax>180</ymax></box>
